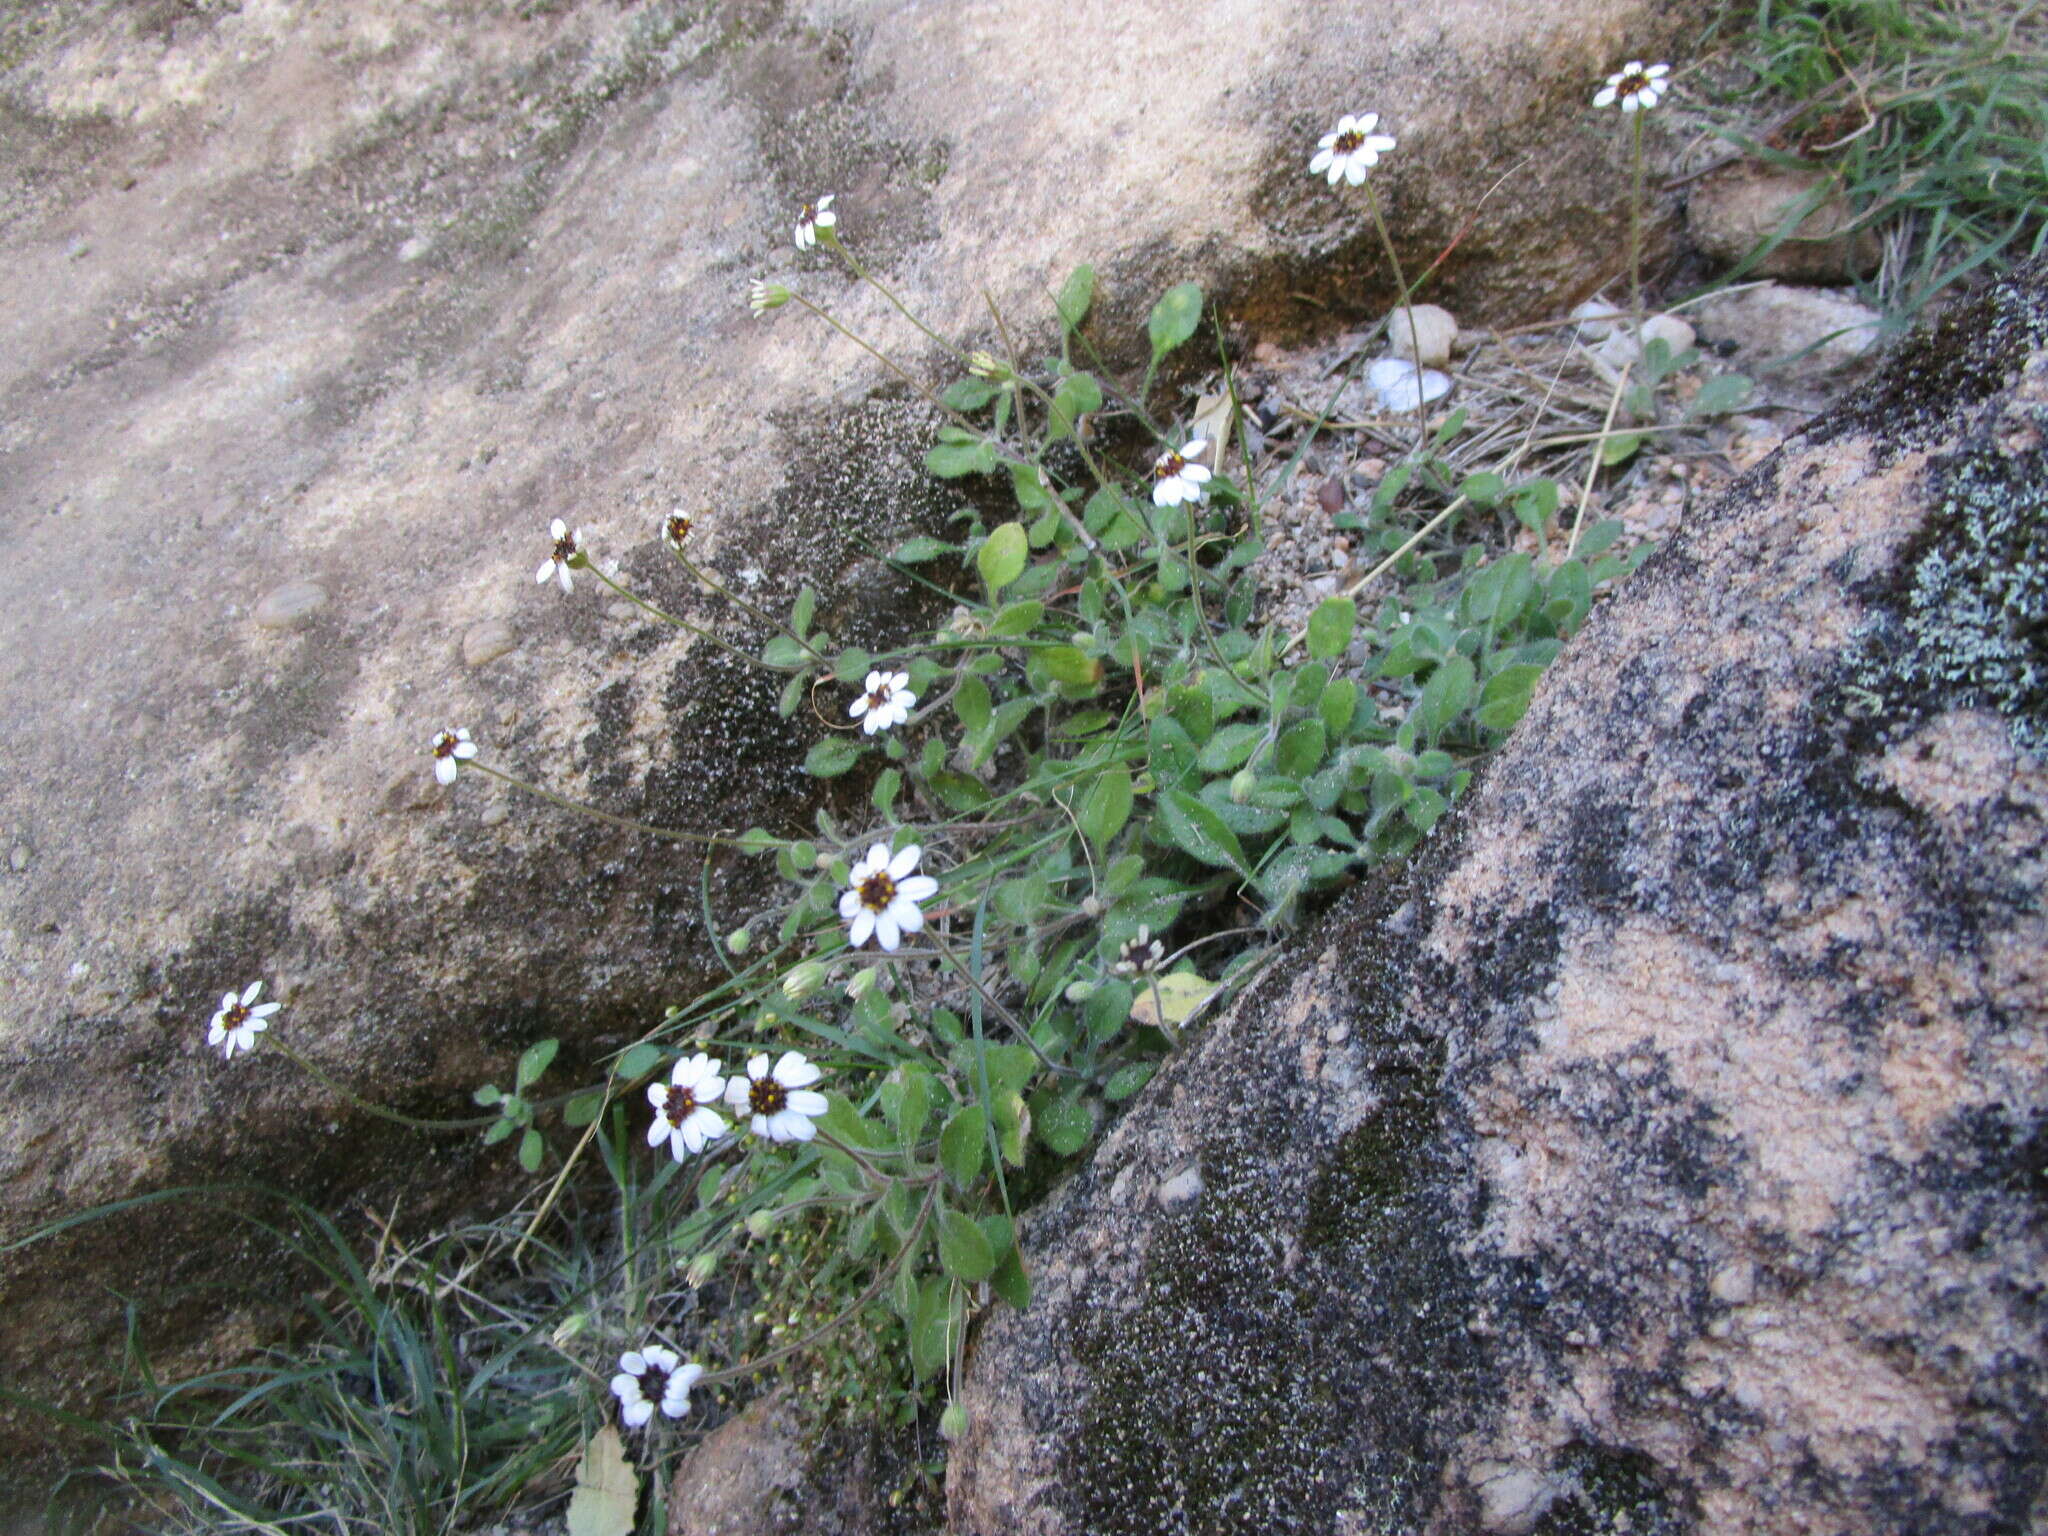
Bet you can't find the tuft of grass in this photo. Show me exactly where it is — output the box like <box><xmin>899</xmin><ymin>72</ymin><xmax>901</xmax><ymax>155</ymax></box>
<box><xmin>1704</xmin><ymin>0</ymin><xmax>2048</xmax><ymax>317</ymax></box>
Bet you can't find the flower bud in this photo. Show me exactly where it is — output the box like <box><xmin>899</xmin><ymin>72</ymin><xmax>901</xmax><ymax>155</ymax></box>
<box><xmin>1064</xmin><ymin>980</ymin><xmax>1096</xmax><ymax>1003</ymax></box>
<box><xmin>967</xmin><ymin>350</ymin><xmax>1013</xmax><ymax>384</ymax></box>
<box><xmin>782</xmin><ymin>961</ymin><xmax>827</xmax><ymax>1001</ymax></box>
<box><xmin>940</xmin><ymin>1401</ymin><xmax>970</xmax><ymax>1441</ymax></box>
<box><xmin>1081</xmin><ymin>895</ymin><xmax>1104</xmax><ymax>919</ymax></box>
<box><xmin>726</xmin><ymin>927</ymin><xmax>752</xmax><ymax>955</ymax></box>
<box><xmin>846</xmin><ymin>968</ymin><xmax>878</xmax><ymax>1002</ymax></box>
<box><xmin>1229</xmin><ymin>768</ymin><xmax>1257</xmax><ymax>802</ymax></box>
<box><xmin>745</xmin><ymin>1210</ymin><xmax>778</xmax><ymax>1240</ymax></box>
<box><xmin>747</xmin><ymin>279</ymin><xmax>792</xmax><ymax>317</ymax></box>
<box><xmin>685</xmin><ymin>1252</ymin><xmax>719</xmax><ymax>1288</ymax></box>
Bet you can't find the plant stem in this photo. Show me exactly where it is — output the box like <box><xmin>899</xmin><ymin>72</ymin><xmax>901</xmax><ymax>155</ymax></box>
<box><xmin>1364</xmin><ymin>179</ymin><xmax>1428</xmax><ymax>460</ymax></box>
<box><xmin>586</xmin><ymin>564</ymin><xmax>770</xmax><ymax>671</ymax></box>
<box><xmin>672</xmin><ymin>552</ymin><xmax>824</xmax><ymax>662</ymax></box>
<box><xmin>1630</xmin><ymin>111</ymin><xmax>1645</xmax><ymax>324</ymax></box>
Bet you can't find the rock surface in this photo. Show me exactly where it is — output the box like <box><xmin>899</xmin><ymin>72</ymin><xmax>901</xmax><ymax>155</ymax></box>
<box><xmin>1692</xmin><ymin>281</ymin><xmax>1884</xmax><ymax>384</ymax></box>
<box><xmin>1686</xmin><ymin>163</ymin><xmax>1883</xmax><ymax>283</ymax></box>
<box><xmin>0</xmin><ymin>0</ymin><xmax>1695</xmax><ymax>1488</ymax></box>
<box><xmin>947</xmin><ymin>265</ymin><xmax>2048</xmax><ymax>1534</ymax></box>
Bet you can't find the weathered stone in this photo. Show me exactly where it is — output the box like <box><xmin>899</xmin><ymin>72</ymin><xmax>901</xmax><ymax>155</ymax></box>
<box><xmin>461</xmin><ymin>617</ymin><xmax>519</xmax><ymax>669</ymax></box>
<box><xmin>1687</xmin><ymin>163</ymin><xmax>1883</xmax><ymax>283</ymax></box>
<box><xmin>0</xmin><ymin>0</ymin><xmax>1699</xmax><ymax>1492</ymax></box>
<box><xmin>668</xmin><ymin>1393</ymin><xmax>805</xmax><ymax>1536</ymax></box>
<box><xmin>1386</xmin><ymin>303</ymin><xmax>1458</xmax><ymax>367</ymax></box>
<box><xmin>948</xmin><ymin>264</ymin><xmax>2048</xmax><ymax>1534</ymax></box>
<box><xmin>251</xmin><ymin>579</ymin><xmax>330</xmax><ymax>629</ymax></box>
<box><xmin>1693</xmin><ymin>282</ymin><xmax>1884</xmax><ymax>383</ymax></box>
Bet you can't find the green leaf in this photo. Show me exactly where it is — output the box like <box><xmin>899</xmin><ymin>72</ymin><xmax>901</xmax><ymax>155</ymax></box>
<box><xmin>910</xmin><ymin>1277</ymin><xmax>960</xmax><ymax>1380</ymax></box>
<box><xmin>1079</xmin><ymin>766</ymin><xmax>1134</xmax><ymax>847</ymax></box>
<box><xmin>483</xmin><ymin>1114</ymin><xmax>515</xmax><ymax>1145</ymax></box>
<box><xmin>940</xmin><ymin>1106</ymin><xmax>986</xmax><ymax>1189</ymax></box>
<box><xmin>762</xmin><ymin>634</ymin><xmax>809</xmax><ymax>669</ymax></box>
<box><xmin>516</xmin><ymin>1038</ymin><xmax>559</xmax><ymax>1091</ymax></box>
<box><xmin>1050</xmin><ymin>370</ymin><xmax>1102</xmax><ymax>431</ymax></box>
<box><xmin>1307</xmin><ymin>596</ymin><xmax>1356</xmax><ymax>661</ymax></box>
<box><xmin>1599</xmin><ymin>432</ymin><xmax>1643</xmax><ymax>466</ymax></box>
<box><xmin>953</xmin><ymin>673</ymin><xmax>991</xmax><ymax>737</ymax></box>
<box><xmin>1056</xmin><ymin>264</ymin><xmax>1095</xmax><ymax>330</ymax></box>
<box><xmin>1691</xmin><ymin>372</ymin><xmax>1751</xmax><ymax>418</ymax></box>
<box><xmin>892</xmin><ymin>1067</ymin><xmax>932</xmax><ymax>1149</ymax></box>
<box><xmin>1197</xmin><ymin>722</ymin><xmax>1264</xmax><ymax>773</ymax></box>
<box><xmin>942</xmin><ymin>377</ymin><xmax>999</xmax><ymax>411</ymax></box>
<box><xmin>472</xmin><ymin>1083</ymin><xmax>503</xmax><ymax>1107</ymax></box>
<box><xmin>1513</xmin><ymin>478</ymin><xmax>1559</xmax><ymax>533</ymax></box>
<box><xmin>1032</xmin><ymin>1088</ymin><xmax>1093</xmax><ymax>1155</ymax></box>
<box><xmin>938</xmin><ymin>1208</ymin><xmax>996</xmax><ymax>1283</ymax></box>
<box><xmin>871</xmin><ymin>767</ymin><xmax>902</xmax><ymax>817</ymax></box>
<box><xmin>778</xmin><ymin>674</ymin><xmax>806</xmax><ymax>718</ymax></box>
<box><xmin>1160</xmin><ymin>789</ymin><xmax>1250</xmax><ymax>876</ymax></box>
<box><xmin>832</xmin><ymin>647</ymin><xmax>872</xmax><ymax>684</ymax></box>
<box><xmin>926</xmin><ymin>432</ymin><xmax>997</xmax><ymax>478</ymax></box>
<box><xmin>1085</xmin><ymin>979</ymin><xmax>1134</xmax><ymax>1043</ymax></box>
<box><xmin>563</xmin><ymin>1090</ymin><xmax>603</xmax><ymax>1128</ymax></box>
<box><xmin>891</xmin><ymin>535</ymin><xmax>957</xmax><ymax>564</ymax></box>
<box><xmin>1416</xmin><ymin>655</ymin><xmax>1476</xmax><ymax>738</ymax></box>
<box><xmin>988</xmin><ymin>599</ymin><xmax>1043</xmax><ymax>638</ymax></box>
<box><xmin>790</xmin><ymin>586</ymin><xmax>817</xmax><ymax>637</ymax></box>
<box><xmin>1103</xmin><ymin>1062</ymin><xmax>1156</xmax><ymax>1102</ymax></box>
<box><xmin>804</xmin><ymin>737</ymin><xmax>861</xmax><ymax>778</ymax></box>
<box><xmin>1084</xmin><ymin>485</ymin><xmax>1147</xmax><ymax>551</ymax></box>
<box><xmin>990</xmin><ymin>1248</ymin><xmax>1032</xmax><ymax>1309</ymax></box>
<box><xmin>1039</xmin><ymin>646</ymin><xmax>1102</xmax><ymax>688</ymax></box>
<box><xmin>1574</xmin><ymin>518</ymin><xmax>1625</xmax><ymax>562</ymax></box>
<box><xmin>978</xmin><ymin>522</ymin><xmax>1029</xmax><ymax>593</ymax></box>
<box><xmin>979</xmin><ymin>1213</ymin><xmax>1015</xmax><ymax>1260</ymax></box>
<box><xmin>1147</xmin><ymin>282</ymin><xmax>1204</xmax><ymax>358</ymax></box>
<box><xmin>1476</xmin><ymin>663</ymin><xmax>1545</xmax><ymax>733</ymax></box>
<box><xmin>1320</xmin><ymin>678</ymin><xmax>1358</xmax><ymax>737</ymax></box>
<box><xmin>617</xmin><ymin>1042</ymin><xmax>662</xmax><ymax>1080</ymax></box>
<box><xmin>1459</xmin><ymin>471</ymin><xmax>1507</xmax><ymax>508</ymax></box>
<box><xmin>518</xmin><ymin>1128</ymin><xmax>545</xmax><ymax>1173</ymax></box>
<box><xmin>1274</xmin><ymin>718</ymin><xmax>1328</xmax><ymax>778</ymax></box>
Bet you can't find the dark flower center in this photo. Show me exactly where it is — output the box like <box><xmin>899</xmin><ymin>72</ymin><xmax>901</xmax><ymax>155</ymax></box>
<box><xmin>663</xmin><ymin>1086</ymin><xmax>698</xmax><ymax>1125</ymax></box>
<box><xmin>638</xmin><ymin>1359</ymin><xmax>676</xmax><ymax>1401</ymax></box>
<box><xmin>748</xmin><ymin>1076</ymin><xmax>788</xmax><ymax>1117</ymax></box>
<box><xmin>433</xmin><ymin>734</ymin><xmax>457</xmax><ymax>759</ymax></box>
<box><xmin>552</xmin><ymin>533</ymin><xmax>576</xmax><ymax>562</ymax></box>
<box><xmin>1153</xmin><ymin>453</ymin><xmax>1185</xmax><ymax>481</ymax></box>
<box><xmin>1334</xmin><ymin>129</ymin><xmax>1365</xmax><ymax>153</ymax></box>
<box><xmin>858</xmin><ymin>871</ymin><xmax>898</xmax><ymax>912</ymax></box>
<box><xmin>665</xmin><ymin>514</ymin><xmax>692</xmax><ymax>546</ymax></box>
<box><xmin>1619</xmin><ymin>70</ymin><xmax>1650</xmax><ymax>96</ymax></box>
<box><xmin>220</xmin><ymin>1001</ymin><xmax>251</xmax><ymax>1028</ymax></box>
<box><xmin>865</xmin><ymin>680</ymin><xmax>894</xmax><ymax>709</ymax></box>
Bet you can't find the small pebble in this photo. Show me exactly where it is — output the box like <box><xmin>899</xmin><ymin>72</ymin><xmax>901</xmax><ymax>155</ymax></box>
<box><xmin>1385</xmin><ymin>303</ymin><xmax>1458</xmax><ymax>367</ymax></box>
<box><xmin>606</xmin><ymin>601</ymin><xmax>639</xmax><ymax>623</ymax></box>
<box><xmin>479</xmin><ymin>803</ymin><xmax>509</xmax><ymax>828</ymax></box>
<box><xmin>1570</xmin><ymin>298</ymin><xmax>1625</xmax><ymax>340</ymax></box>
<box><xmin>8</xmin><ymin>845</ymin><xmax>28</xmax><ymax>873</ymax></box>
<box><xmin>1641</xmin><ymin>312</ymin><xmax>1697</xmax><ymax>355</ymax></box>
<box><xmin>462</xmin><ymin>618</ymin><xmax>518</xmax><ymax>668</ymax></box>
<box><xmin>1156</xmin><ymin>1164</ymin><xmax>1204</xmax><ymax>1209</ymax></box>
<box><xmin>1317</xmin><ymin>478</ymin><xmax>1346</xmax><ymax>516</ymax></box>
<box><xmin>252</xmin><ymin>579</ymin><xmax>329</xmax><ymax>630</ymax></box>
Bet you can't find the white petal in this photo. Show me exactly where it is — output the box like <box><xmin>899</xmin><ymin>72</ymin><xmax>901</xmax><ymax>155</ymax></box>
<box><xmin>1184</xmin><ymin>463</ymin><xmax>1212</xmax><ymax>484</ymax></box>
<box><xmin>647</xmin><ymin>1117</ymin><xmax>671</xmax><ymax>1149</ymax></box>
<box><xmin>874</xmin><ymin>912</ymin><xmax>902</xmax><ymax>951</ymax></box>
<box><xmin>849</xmin><ymin>908</ymin><xmax>876</xmax><ymax>946</ymax></box>
<box><xmin>207</xmin><ymin>1020</ymin><xmax>227</xmax><ymax>1047</ymax></box>
<box><xmin>453</xmin><ymin>740</ymin><xmax>477</xmax><ymax>760</ymax></box>
<box><xmin>620</xmin><ymin>1351</ymin><xmax>647</xmax><ymax>1374</ymax></box>
<box><xmin>1594</xmin><ymin>85</ymin><xmax>1617</xmax><ymax>106</ymax></box>
<box><xmin>610</xmin><ymin>1373</ymin><xmax>640</xmax><ymax>1402</ymax></box>
<box><xmin>537</xmin><ymin>560</ymin><xmax>555</xmax><ymax>584</ymax></box>
<box><xmin>898</xmin><ymin>874</ymin><xmax>938</xmax><ymax>902</ymax></box>
<box><xmin>751</xmin><ymin>1112</ymin><xmax>772</xmax><ymax>1138</ymax></box>
<box><xmin>1181</xmin><ymin>438</ymin><xmax>1208</xmax><ymax>457</ymax></box>
<box><xmin>241</xmin><ymin>981</ymin><xmax>265</xmax><ymax>1006</ymax></box>
<box><xmin>436</xmin><ymin>757</ymin><xmax>458</xmax><ymax>784</ymax></box>
<box><xmin>250</xmin><ymin>1002</ymin><xmax>281</xmax><ymax>1020</ymax></box>
<box><xmin>888</xmin><ymin>844</ymin><xmax>922</xmax><ymax>880</ymax></box>
<box><xmin>550</xmin><ymin>519</ymin><xmax>567</xmax><ymax>539</ymax></box>
<box><xmin>816</xmin><ymin>195</ymin><xmax>834</xmax><ymax>212</ymax></box>
<box><xmin>773</xmin><ymin>1051</ymin><xmax>821</xmax><ymax>1088</ymax></box>
<box><xmin>887</xmin><ymin>671</ymin><xmax>911</xmax><ymax>692</ymax></box>
<box><xmin>1309</xmin><ymin>148</ymin><xmax>1334</xmax><ymax>174</ymax></box>
<box><xmin>888</xmin><ymin>896</ymin><xmax>925</xmax><ymax>935</ymax></box>
<box><xmin>1355</xmin><ymin>112</ymin><xmax>1379</xmax><ymax>133</ymax></box>
<box><xmin>724</xmin><ymin>1077</ymin><xmax>751</xmax><ymax>1109</ymax></box>
<box><xmin>681</xmin><ymin>1108</ymin><xmax>727</xmax><ymax>1151</ymax></box>
<box><xmin>839</xmin><ymin>888</ymin><xmax>866</xmax><ymax>922</ymax></box>
<box><xmin>850</xmin><ymin>696</ymin><xmax>871</xmax><ymax>720</ymax></box>
<box><xmin>556</xmin><ymin>564</ymin><xmax>574</xmax><ymax>593</ymax></box>
<box><xmin>747</xmin><ymin>1053</ymin><xmax>769</xmax><ymax>1080</ymax></box>
<box><xmin>1345</xmin><ymin>159</ymin><xmax>1368</xmax><ymax>186</ymax></box>
<box><xmin>862</xmin><ymin>670</ymin><xmax>885</xmax><ymax>692</ymax></box>
<box><xmin>786</xmin><ymin>1089</ymin><xmax>829</xmax><ymax>1117</ymax></box>
<box><xmin>861</xmin><ymin>712</ymin><xmax>884</xmax><ymax>735</ymax></box>
<box><xmin>770</xmin><ymin>1109</ymin><xmax>817</xmax><ymax>1142</ymax></box>
<box><xmin>220</xmin><ymin>991</ymin><xmax>240</xmax><ymax>1013</ymax></box>
<box><xmin>643</xmin><ymin>1346</ymin><xmax>679</xmax><ymax>1373</ymax></box>
<box><xmin>623</xmin><ymin>1398</ymin><xmax>654</xmax><ymax>1428</ymax></box>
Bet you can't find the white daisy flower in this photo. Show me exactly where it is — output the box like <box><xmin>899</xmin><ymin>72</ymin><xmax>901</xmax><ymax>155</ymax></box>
<box><xmin>849</xmin><ymin>670</ymin><xmax>916</xmax><ymax>735</ymax></box>
<box><xmin>725</xmin><ymin>1050</ymin><xmax>830</xmax><ymax>1143</ymax></box>
<box><xmin>207</xmin><ymin>980</ymin><xmax>281</xmax><ymax>1060</ymax></box>
<box><xmin>661</xmin><ymin>509</ymin><xmax>693</xmax><ymax>552</ymax></box>
<box><xmin>838</xmin><ymin>842</ymin><xmax>939</xmax><ymax>952</ymax></box>
<box><xmin>609</xmin><ymin>1345</ymin><xmax>703</xmax><ymax>1428</ymax></box>
<box><xmin>748</xmin><ymin>279</ymin><xmax>791</xmax><ymax>316</ymax></box>
<box><xmin>1150</xmin><ymin>440</ymin><xmax>1213</xmax><ymax>508</ymax></box>
<box><xmin>536</xmin><ymin>518</ymin><xmax>586</xmax><ymax>593</ymax></box>
<box><xmin>1594</xmin><ymin>62</ymin><xmax>1670</xmax><ymax>112</ymax></box>
<box><xmin>1113</xmin><ymin>926</ymin><xmax>1165</xmax><ymax>978</ymax></box>
<box><xmin>429</xmin><ymin>727</ymin><xmax>477</xmax><ymax>786</ymax></box>
<box><xmin>646</xmin><ymin>1053</ymin><xmax>729</xmax><ymax>1159</ymax></box>
<box><xmin>1309</xmin><ymin>112</ymin><xmax>1397</xmax><ymax>186</ymax></box>
<box><xmin>794</xmin><ymin>195</ymin><xmax>836</xmax><ymax>250</ymax></box>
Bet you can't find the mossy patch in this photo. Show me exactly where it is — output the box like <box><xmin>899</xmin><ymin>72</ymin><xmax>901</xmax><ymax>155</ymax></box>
<box><xmin>1846</xmin><ymin>437</ymin><xmax>2048</xmax><ymax>759</ymax></box>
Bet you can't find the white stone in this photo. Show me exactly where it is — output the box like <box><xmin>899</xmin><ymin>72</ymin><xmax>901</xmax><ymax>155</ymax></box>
<box><xmin>252</xmin><ymin>579</ymin><xmax>329</xmax><ymax>629</ymax></box>
<box><xmin>1386</xmin><ymin>303</ymin><xmax>1458</xmax><ymax>367</ymax></box>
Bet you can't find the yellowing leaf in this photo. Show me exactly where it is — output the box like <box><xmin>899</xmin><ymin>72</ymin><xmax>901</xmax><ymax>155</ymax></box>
<box><xmin>1129</xmin><ymin>970</ymin><xmax>1218</xmax><ymax>1028</ymax></box>
<box><xmin>565</xmin><ymin>1427</ymin><xmax>638</xmax><ymax>1536</ymax></box>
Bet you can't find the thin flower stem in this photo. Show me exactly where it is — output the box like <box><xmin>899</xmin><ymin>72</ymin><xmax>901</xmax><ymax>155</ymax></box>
<box><xmin>1364</xmin><ymin>179</ymin><xmax>1428</xmax><ymax>461</ymax></box>
<box><xmin>1566</xmin><ymin>361</ymin><xmax>1632</xmax><ymax>561</ymax></box>
<box><xmin>1629</xmin><ymin>112</ymin><xmax>1646</xmax><ymax>323</ymax></box>
<box><xmin>790</xmin><ymin>293</ymin><xmax>958</xmax><ymax>420</ymax></box>
<box><xmin>269</xmin><ymin>1043</ymin><xmax>497</xmax><ymax>1132</ymax></box>
<box><xmin>472</xmin><ymin>762</ymin><xmax>749</xmax><ymax>849</ymax></box>
<box><xmin>924</xmin><ymin>929</ymin><xmax>1080</xmax><ymax>1080</ymax></box>
<box><xmin>673</xmin><ymin>553</ymin><xmax>823</xmax><ymax>661</ymax></box>
<box><xmin>832</xmin><ymin>237</ymin><xmax>975</xmax><ymax>370</ymax></box>
<box><xmin>588</xmin><ymin>565</ymin><xmax>767</xmax><ymax>671</ymax></box>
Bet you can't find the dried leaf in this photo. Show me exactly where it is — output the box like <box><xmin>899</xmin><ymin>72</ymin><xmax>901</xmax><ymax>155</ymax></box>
<box><xmin>1129</xmin><ymin>970</ymin><xmax>1218</xmax><ymax>1028</ymax></box>
<box><xmin>565</xmin><ymin>1427</ymin><xmax>638</xmax><ymax>1536</ymax></box>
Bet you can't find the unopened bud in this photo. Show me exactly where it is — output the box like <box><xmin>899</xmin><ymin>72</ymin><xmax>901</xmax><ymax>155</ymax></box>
<box><xmin>747</xmin><ymin>279</ymin><xmax>792</xmax><ymax>317</ymax></box>
<box><xmin>967</xmin><ymin>350</ymin><xmax>1011</xmax><ymax>383</ymax></box>
<box><xmin>1081</xmin><ymin>895</ymin><xmax>1104</xmax><ymax>919</ymax></box>
<box><xmin>782</xmin><ymin>961</ymin><xmax>827</xmax><ymax>1001</ymax></box>
<box><xmin>745</xmin><ymin>1210</ymin><xmax>778</xmax><ymax>1240</ymax></box>
<box><xmin>940</xmin><ymin>1401</ymin><xmax>970</xmax><ymax>1441</ymax></box>
<box><xmin>726</xmin><ymin>927</ymin><xmax>752</xmax><ymax>955</ymax></box>
<box><xmin>1229</xmin><ymin>768</ymin><xmax>1257</xmax><ymax>802</ymax></box>
<box><xmin>684</xmin><ymin>1252</ymin><xmax>719</xmax><ymax>1289</ymax></box>
<box><xmin>846</xmin><ymin>968</ymin><xmax>878</xmax><ymax>1002</ymax></box>
<box><xmin>1064</xmin><ymin>980</ymin><xmax>1096</xmax><ymax>1003</ymax></box>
